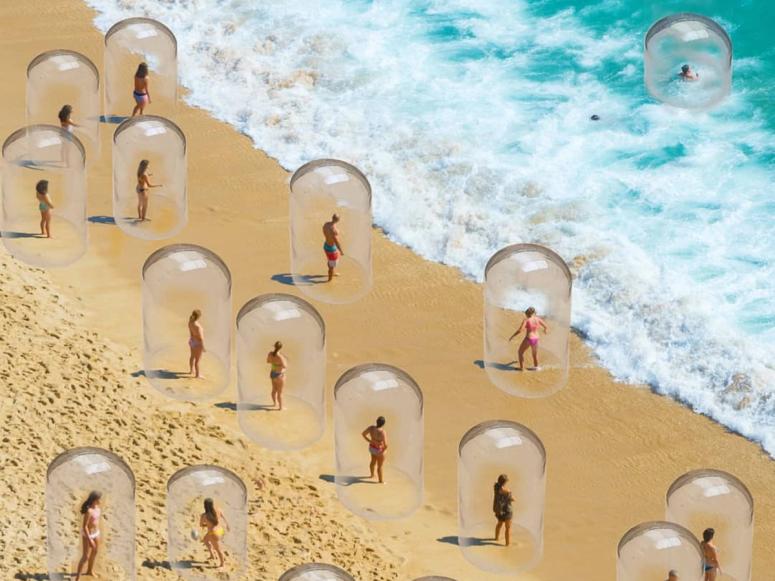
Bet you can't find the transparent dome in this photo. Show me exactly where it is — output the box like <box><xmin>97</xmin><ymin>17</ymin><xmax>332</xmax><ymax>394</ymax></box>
<box><xmin>46</xmin><ymin>447</ymin><xmax>135</xmax><ymax>581</ymax></box>
<box><xmin>104</xmin><ymin>17</ymin><xmax>177</xmax><ymax>119</ymax></box>
<box><xmin>483</xmin><ymin>243</ymin><xmax>572</xmax><ymax>398</ymax></box>
<box><xmin>167</xmin><ymin>465</ymin><xmax>248</xmax><ymax>580</ymax></box>
<box><xmin>644</xmin><ymin>13</ymin><xmax>732</xmax><ymax>109</ymax></box>
<box><xmin>236</xmin><ymin>293</ymin><xmax>326</xmax><ymax>450</ymax></box>
<box><xmin>278</xmin><ymin>563</ymin><xmax>356</xmax><ymax>581</ymax></box>
<box><xmin>142</xmin><ymin>244</ymin><xmax>232</xmax><ymax>400</ymax></box>
<box><xmin>112</xmin><ymin>115</ymin><xmax>187</xmax><ymax>239</ymax></box>
<box><xmin>617</xmin><ymin>521</ymin><xmax>703</xmax><ymax>581</ymax></box>
<box><xmin>666</xmin><ymin>469</ymin><xmax>753</xmax><ymax>581</ymax></box>
<box><xmin>413</xmin><ymin>576</ymin><xmax>458</xmax><ymax>580</ymax></box>
<box><xmin>1</xmin><ymin>125</ymin><xmax>87</xmax><ymax>267</ymax></box>
<box><xmin>458</xmin><ymin>420</ymin><xmax>546</xmax><ymax>574</ymax></box>
<box><xmin>333</xmin><ymin>363</ymin><xmax>423</xmax><ymax>519</ymax></box>
<box><xmin>27</xmin><ymin>50</ymin><xmax>100</xmax><ymax>161</ymax></box>
<box><xmin>289</xmin><ymin>159</ymin><xmax>372</xmax><ymax>304</ymax></box>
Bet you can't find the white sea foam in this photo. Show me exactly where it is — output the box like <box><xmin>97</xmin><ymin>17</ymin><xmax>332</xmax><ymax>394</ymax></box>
<box><xmin>84</xmin><ymin>0</ymin><xmax>775</xmax><ymax>454</ymax></box>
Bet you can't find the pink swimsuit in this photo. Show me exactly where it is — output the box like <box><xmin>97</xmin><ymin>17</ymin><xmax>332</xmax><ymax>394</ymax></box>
<box><xmin>525</xmin><ymin>318</ymin><xmax>540</xmax><ymax>346</ymax></box>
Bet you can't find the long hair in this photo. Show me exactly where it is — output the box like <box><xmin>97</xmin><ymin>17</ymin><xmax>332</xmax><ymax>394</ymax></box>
<box><xmin>137</xmin><ymin>159</ymin><xmax>150</xmax><ymax>179</ymax></box>
<box><xmin>136</xmin><ymin>62</ymin><xmax>149</xmax><ymax>78</ymax></box>
<box><xmin>80</xmin><ymin>491</ymin><xmax>102</xmax><ymax>514</ymax></box>
<box><xmin>203</xmin><ymin>498</ymin><xmax>218</xmax><ymax>525</ymax></box>
<box><xmin>35</xmin><ymin>180</ymin><xmax>49</xmax><ymax>195</ymax></box>
<box><xmin>189</xmin><ymin>309</ymin><xmax>201</xmax><ymax>323</ymax></box>
<box><xmin>495</xmin><ymin>474</ymin><xmax>508</xmax><ymax>491</ymax></box>
<box><xmin>58</xmin><ymin>104</ymin><xmax>72</xmax><ymax>123</ymax></box>
<box><xmin>272</xmin><ymin>341</ymin><xmax>282</xmax><ymax>355</ymax></box>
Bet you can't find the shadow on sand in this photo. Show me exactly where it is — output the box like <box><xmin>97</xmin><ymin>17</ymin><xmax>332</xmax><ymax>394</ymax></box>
<box><xmin>437</xmin><ymin>535</ymin><xmax>501</xmax><ymax>547</ymax></box>
<box><xmin>214</xmin><ymin>402</ymin><xmax>277</xmax><ymax>412</ymax></box>
<box><xmin>1</xmin><ymin>231</ymin><xmax>43</xmax><ymax>239</ymax></box>
<box><xmin>271</xmin><ymin>273</ymin><xmax>329</xmax><ymax>287</ymax></box>
<box><xmin>319</xmin><ymin>474</ymin><xmax>378</xmax><ymax>486</ymax></box>
<box><xmin>100</xmin><ymin>115</ymin><xmax>129</xmax><ymax>124</ymax></box>
<box><xmin>474</xmin><ymin>359</ymin><xmax>521</xmax><ymax>372</ymax></box>
<box><xmin>88</xmin><ymin>215</ymin><xmax>116</xmax><ymax>225</ymax></box>
<box><xmin>132</xmin><ymin>369</ymin><xmax>189</xmax><ymax>380</ymax></box>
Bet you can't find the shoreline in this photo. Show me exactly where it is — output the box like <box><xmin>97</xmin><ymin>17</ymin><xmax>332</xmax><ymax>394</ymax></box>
<box><xmin>0</xmin><ymin>1</ymin><xmax>773</xmax><ymax>579</ymax></box>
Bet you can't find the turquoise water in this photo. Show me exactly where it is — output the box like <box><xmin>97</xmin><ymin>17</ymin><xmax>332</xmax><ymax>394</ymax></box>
<box><xmin>87</xmin><ymin>0</ymin><xmax>774</xmax><ymax>454</ymax></box>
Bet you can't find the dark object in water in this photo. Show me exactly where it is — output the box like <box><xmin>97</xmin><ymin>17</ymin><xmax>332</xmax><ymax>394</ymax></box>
<box><xmin>590</xmin><ymin>114</ymin><xmax>600</xmax><ymax>121</ymax></box>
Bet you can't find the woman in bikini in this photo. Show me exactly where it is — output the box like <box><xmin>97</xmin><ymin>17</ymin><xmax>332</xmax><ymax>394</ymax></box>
<box><xmin>200</xmin><ymin>498</ymin><xmax>229</xmax><ymax>568</ymax></box>
<box><xmin>132</xmin><ymin>62</ymin><xmax>151</xmax><ymax>117</ymax></box>
<box><xmin>136</xmin><ymin>159</ymin><xmax>162</xmax><ymax>221</ymax></box>
<box><xmin>362</xmin><ymin>416</ymin><xmax>388</xmax><ymax>483</ymax></box>
<box><xmin>493</xmin><ymin>474</ymin><xmax>514</xmax><ymax>546</ymax></box>
<box><xmin>36</xmin><ymin>180</ymin><xmax>54</xmax><ymax>238</ymax></box>
<box><xmin>75</xmin><ymin>491</ymin><xmax>102</xmax><ymax>581</ymax></box>
<box><xmin>188</xmin><ymin>310</ymin><xmax>205</xmax><ymax>378</ymax></box>
<box><xmin>509</xmin><ymin>306</ymin><xmax>548</xmax><ymax>370</ymax></box>
<box><xmin>266</xmin><ymin>341</ymin><xmax>287</xmax><ymax>410</ymax></box>
<box><xmin>701</xmin><ymin>528</ymin><xmax>721</xmax><ymax>580</ymax></box>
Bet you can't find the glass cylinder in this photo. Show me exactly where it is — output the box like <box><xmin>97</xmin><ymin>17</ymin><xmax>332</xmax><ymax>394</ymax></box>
<box><xmin>104</xmin><ymin>17</ymin><xmax>177</xmax><ymax>119</ymax></box>
<box><xmin>142</xmin><ymin>244</ymin><xmax>231</xmax><ymax>400</ymax></box>
<box><xmin>46</xmin><ymin>447</ymin><xmax>135</xmax><ymax>581</ymax></box>
<box><xmin>333</xmin><ymin>363</ymin><xmax>423</xmax><ymax>520</ymax></box>
<box><xmin>289</xmin><ymin>159</ymin><xmax>372</xmax><ymax>304</ymax></box>
<box><xmin>457</xmin><ymin>420</ymin><xmax>546</xmax><ymax>574</ymax></box>
<box><xmin>112</xmin><ymin>115</ymin><xmax>187</xmax><ymax>239</ymax></box>
<box><xmin>26</xmin><ymin>50</ymin><xmax>100</xmax><ymax>161</ymax></box>
<box><xmin>617</xmin><ymin>521</ymin><xmax>703</xmax><ymax>581</ymax></box>
<box><xmin>236</xmin><ymin>293</ymin><xmax>326</xmax><ymax>450</ymax></box>
<box><xmin>413</xmin><ymin>577</ymin><xmax>458</xmax><ymax>580</ymax></box>
<box><xmin>278</xmin><ymin>563</ymin><xmax>355</xmax><ymax>581</ymax></box>
<box><xmin>644</xmin><ymin>13</ymin><xmax>732</xmax><ymax>110</ymax></box>
<box><xmin>666</xmin><ymin>469</ymin><xmax>753</xmax><ymax>581</ymax></box>
<box><xmin>1</xmin><ymin>125</ymin><xmax>87</xmax><ymax>267</ymax></box>
<box><xmin>167</xmin><ymin>465</ymin><xmax>248</xmax><ymax>580</ymax></box>
<box><xmin>483</xmin><ymin>243</ymin><xmax>571</xmax><ymax>398</ymax></box>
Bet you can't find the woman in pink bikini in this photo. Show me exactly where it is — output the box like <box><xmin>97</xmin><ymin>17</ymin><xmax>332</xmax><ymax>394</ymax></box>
<box><xmin>362</xmin><ymin>416</ymin><xmax>388</xmax><ymax>483</ymax></box>
<box><xmin>75</xmin><ymin>491</ymin><xmax>102</xmax><ymax>581</ymax></box>
<box><xmin>188</xmin><ymin>309</ymin><xmax>205</xmax><ymax>378</ymax></box>
<box><xmin>509</xmin><ymin>306</ymin><xmax>548</xmax><ymax>370</ymax></box>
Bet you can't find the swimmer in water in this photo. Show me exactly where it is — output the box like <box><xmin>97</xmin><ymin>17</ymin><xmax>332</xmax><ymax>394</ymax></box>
<box><xmin>323</xmin><ymin>213</ymin><xmax>344</xmax><ymax>282</ymax></box>
<box><xmin>701</xmin><ymin>528</ymin><xmax>721</xmax><ymax>580</ymax></box>
<box><xmin>509</xmin><ymin>306</ymin><xmax>549</xmax><ymax>371</ymax></box>
<box><xmin>136</xmin><ymin>159</ymin><xmax>162</xmax><ymax>221</ymax></box>
<box><xmin>188</xmin><ymin>310</ymin><xmax>205</xmax><ymax>378</ymax></box>
<box><xmin>679</xmin><ymin>64</ymin><xmax>699</xmax><ymax>81</ymax></box>
<box><xmin>132</xmin><ymin>62</ymin><xmax>151</xmax><ymax>116</ymax></box>
<box><xmin>267</xmin><ymin>340</ymin><xmax>287</xmax><ymax>410</ymax></box>
<box><xmin>75</xmin><ymin>491</ymin><xmax>102</xmax><ymax>581</ymax></box>
<box><xmin>493</xmin><ymin>474</ymin><xmax>514</xmax><ymax>546</ymax></box>
<box><xmin>200</xmin><ymin>498</ymin><xmax>229</xmax><ymax>568</ymax></box>
<box><xmin>362</xmin><ymin>416</ymin><xmax>387</xmax><ymax>483</ymax></box>
<box><xmin>36</xmin><ymin>180</ymin><xmax>54</xmax><ymax>238</ymax></box>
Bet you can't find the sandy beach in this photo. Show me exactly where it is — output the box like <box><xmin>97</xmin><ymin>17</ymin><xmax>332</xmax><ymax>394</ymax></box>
<box><xmin>1</xmin><ymin>1</ymin><xmax>774</xmax><ymax>579</ymax></box>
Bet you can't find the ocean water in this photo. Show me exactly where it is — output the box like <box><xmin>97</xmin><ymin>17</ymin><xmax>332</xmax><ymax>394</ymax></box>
<box><xmin>84</xmin><ymin>0</ymin><xmax>775</xmax><ymax>455</ymax></box>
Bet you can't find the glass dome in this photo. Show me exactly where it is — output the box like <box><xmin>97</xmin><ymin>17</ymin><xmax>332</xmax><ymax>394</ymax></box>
<box><xmin>644</xmin><ymin>13</ymin><xmax>732</xmax><ymax>109</ymax></box>
<box><xmin>236</xmin><ymin>293</ymin><xmax>326</xmax><ymax>450</ymax></box>
<box><xmin>167</xmin><ymin>465</ymin><xmax>247</xmax><ymax>580</ymax></box>
<box><xmin>457</xmin><ymin>420</ymin><xmax>546</xmax><ymax>574</ymax></box>
<box><xmin>289</xmin><ymin>159</ymin><xmax>372</xmax><ymax>304</ymax></box>
<box><xmin>142</xmin><ymin>244</ymin><xmax>232</xmax><ymax>400</ymax></box>
<box><xmin>666</xmin><ymin>469</ymin><xmax>753</xmax><ymax>581</ymax></box>
<box><xmin>112</xmin><ymin>115</ymin><xmax>187</xmax><ymax>239</ymax></box>
<box><xmin>46</xmin><ymin>447</ymin><xmax>135</xmax><ymax>581</ymax></box>
<box><xmin>1</xmin><ymin>125</ymin><xmax>87</xmax><ymax>267</ymax></box>
<box><xmin>278</xmin><ymin>563</ymin><xmax>356</xmax><ymax>581</ymax></box>
<box><xmin>104</xmin><ymin>17</ymin><xmax>177</xmax><ymax>119</ymax></box>
<box><xmin>333</xmin><ymin>363</ymin><xmax>423</xmax><ymax>520</ymax></box>
<box><xmin>413</xmin><ymin>577</ymin><xmax>458</xmax><ymax>580</ymax></box>
<box><xmin>27</xmin><ymin>50</ymin><xmax>100</xmax><ymax>161</ymax></box>
<box><xmin>617</xmin><ymin>521</ymin><xmax>703</xmax><ymax>581</ymax></box>
<box><xmin>483</xmin><ymin>243</ymin><xmax>572</xmax><ymax>398</ymax></box>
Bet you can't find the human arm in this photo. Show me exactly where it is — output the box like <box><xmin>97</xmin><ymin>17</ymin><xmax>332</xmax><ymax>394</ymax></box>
<box><xmin>82</xmin><ymin>513</ymin><xmax>95</xmax><ymax>548</ymax></box>
<box><xmin>361</xmin><ymin>427</ymin><xmax>372</xmax><ymax>443</ymax></box>
<box><xmin>509</xmin><ymin>320</ymin><xmax>525</xmax><ymax>341</ymax></box>
<box><xmin>43</xmin><ymin>194</ymin><xmax>55</xmax><ymax>209</ymax></box>
<box><xmin>333</xmin><ymin>233</ymin><xmax>344</xmax><ymax>255</ymax></box>
<box><xmin>219</xmin><ymin>511</ymin><xmax>230</xmax><ymax>531</ymax></box>
<box><xmin>381</xmin><ymin>431</ymin><xmax>388</xmax><ymax>451</ymax></box>
<box><xmin>539</xmin><ymin>318</ymin><xmax>549</xmax><ymax>334</ymax></box>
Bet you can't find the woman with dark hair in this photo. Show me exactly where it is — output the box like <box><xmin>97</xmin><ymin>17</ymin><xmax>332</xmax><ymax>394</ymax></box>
<box><xmin>188</xmin><ymin>310</ymin><xmax>205</xmax><ymax>378</ymax></box>
<box><xmin>58</xmin><ymin>104</ymin><xmax>80</xmax><ymax>133</ymax></box>
<box><xmin>509</xmin><ymin>306</ymin><xmax>548</xmax><ymax>371</ymax></box>
<box><xmin>493</xmin><ymin>474</ymin><xmax>514</xmax><ymax>546</ymax></box>
<box><xmin>132</xmin><ymin>62</ymin><xmax>151</xmax><ymax>116</ymax></box>
<box><xmin>266</xmin><ymin>340</ymin><xmax>288</xmax><ymax>410</ymax></box>
<box><xmin>136</xmin><ymin>159</ymin><xmax>161</xmax><ymax>221</ymax></box>
<box><xmin>35</xmin><ymin>180</ymin><xmax>54</xmax><ymax>238</ymax></box>
<box><xmin>75</xmin><ymin>491</ymin><xmax>102</xmax><ymax>580</ymax></box>
<box><xmin>362</xmin><ymin>416</ymin><xmax>388</xmax><ymax>483</ymax></box>
<box><xmin>200</xmin><ymin>497</ymin><xmax>229</xmax><ymax>568</ymax></box>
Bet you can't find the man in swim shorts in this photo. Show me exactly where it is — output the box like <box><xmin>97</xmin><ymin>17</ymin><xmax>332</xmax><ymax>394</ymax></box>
<box><xmin>322</xmin><ymin>213</ymin><xmax>344</xmax><ymax>282</ymax></box>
